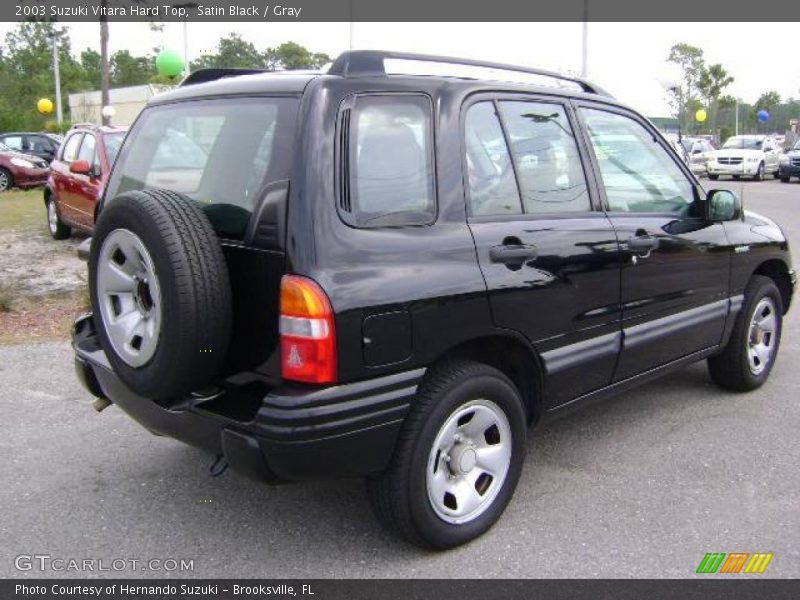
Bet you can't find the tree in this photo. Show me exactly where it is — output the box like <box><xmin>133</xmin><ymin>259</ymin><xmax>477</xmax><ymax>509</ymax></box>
<box><xmin>698</xmin><ymin>63</ymin><xmax>734</xmax><ymax>131</ymax></box>
<box><xmin>191</xmin><ymin>33</ymin><xmax>263</xmax><ymax>70</ymax></box>
<box><xmin>110</xmin><ymin>49</ymin><xmax>153</xmax><ymax>87</ymax></box>
<box><xmin>80</xmin><ymin>49</ymin><xmax>102</xmax><ymax>89</ymax></box>
<box><xmin>264</xmin><ymin>42</ymin><xmax>330</xmax><ymax>70</ymax></box>
<box><xmin>667</xmin><ymin>43</ymin><xmax>705</xmax><ymax>131</ymax></box>
<box><xmin>755</xmin><ymin>91</ymin><xmax>781</xmax><ymax>112</ymax></box>
<box><xmin>0</xmin><ymin>22</ymin><xmax>86</xmax><ymax>131</ymax></box>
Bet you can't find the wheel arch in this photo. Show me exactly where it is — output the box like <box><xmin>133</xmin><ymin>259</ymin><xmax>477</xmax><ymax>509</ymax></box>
<box><xmin>425</xmin><ymin>332</ymin><xmax>544</xmax><ymax>425</ymax></box>
<box><xmin>753</xmin><ymin>259</ymin><xmax>793</xmax><ymax>313</ymax></box>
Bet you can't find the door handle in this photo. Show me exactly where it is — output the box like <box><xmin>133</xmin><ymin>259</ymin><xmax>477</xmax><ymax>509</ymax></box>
<box><xmin>489</xmin><ymin>244</ymin><xmax>538</xmax><ymax>264</ymax></box>
<box><xmin>627</xmin><ymin>235</ymin><xmax>659</xmax><ymax>253</ymax></box>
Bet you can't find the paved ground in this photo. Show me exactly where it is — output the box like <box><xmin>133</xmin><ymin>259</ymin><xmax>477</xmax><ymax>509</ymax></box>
<box><xmin>0</xmin><ymin>179</ymin><xmax>798</xmax><ymax>579</ymax></box>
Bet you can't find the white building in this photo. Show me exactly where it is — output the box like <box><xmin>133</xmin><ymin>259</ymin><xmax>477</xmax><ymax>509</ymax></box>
<box><xmin>68</xmin><ymin>84</ymin><xmax>174</xmax><ymax>126</ymax></box>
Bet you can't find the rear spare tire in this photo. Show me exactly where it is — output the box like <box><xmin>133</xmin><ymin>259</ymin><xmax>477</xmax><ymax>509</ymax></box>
<box><xmin>89</xmin><ymin>189</ymin><xmax>232</xmax><ymax>401</ymax></box>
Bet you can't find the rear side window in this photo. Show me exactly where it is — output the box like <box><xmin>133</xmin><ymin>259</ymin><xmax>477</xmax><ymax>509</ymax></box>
<box><xmin>339</xmin><ymin>94</ymin><xmax>435</xmax><ymax>227</ymax></box>
<box><xmin>105</xmin><ymin>97</ymin><xmax>298</xmax><ymax>240</ymax></box>
<box><xmin>61</xmin><ymin>134</ymin><xmax>83</xmax><ymax>162</ymax></box>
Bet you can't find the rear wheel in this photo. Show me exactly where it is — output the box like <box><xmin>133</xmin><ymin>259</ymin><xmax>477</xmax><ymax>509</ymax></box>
<box><xmin>0</xmin><ymin>167</ymin><xmax>12</xmax><ymax>191</ymax></box>
<box><xmin>708</xmin><ymin>275</ymin><xmax>782</xmax><ymax>391</ymax></box>
<box><xmin>89</xmin><ymin>189</ymin><xmax>232</xmax><ymax>401</ymax></box>
<box><xmin>367</xmin><ymin>360</ymin><xmax>527</xmax><ymax>549</ymax></box>
<box><xmin>46</xmin><ymin>196</ymin><xmax>71</xmax><ymax>240</ymax></box>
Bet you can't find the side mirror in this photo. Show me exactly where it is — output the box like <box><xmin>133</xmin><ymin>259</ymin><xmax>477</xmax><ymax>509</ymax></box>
<box><xmin>707</xmin><ymin>189</ymin><xmax>741</xmax><ymax>222</ymax></box>
<box><xmin>70</xmin><ymin>159</ymin><xmax>91</xmax><ymax>175</ymax></box>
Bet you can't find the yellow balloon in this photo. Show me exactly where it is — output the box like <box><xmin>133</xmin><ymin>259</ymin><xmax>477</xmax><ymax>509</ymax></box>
<box><xmin>37</xmin><ymin>98</ymin><xmax>54</xmax><ymax>115</ymax></box>
<box><xmin>695</xmin><ymin>109</ymin><xmax>707</xmax><ymax>123</ymax></box>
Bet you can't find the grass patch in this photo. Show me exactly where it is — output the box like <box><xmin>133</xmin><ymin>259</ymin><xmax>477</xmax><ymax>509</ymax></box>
<box><xmin>0</xmin><ymin>188</ymin><xmax>45</xmax><ymax>231</ymax></box>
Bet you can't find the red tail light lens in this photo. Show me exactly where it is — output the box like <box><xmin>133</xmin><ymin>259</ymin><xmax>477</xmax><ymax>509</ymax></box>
<box><xmin>279</xmin><ymin>275</ymin><xmax>336</xmax><ymax>384</ymax></box>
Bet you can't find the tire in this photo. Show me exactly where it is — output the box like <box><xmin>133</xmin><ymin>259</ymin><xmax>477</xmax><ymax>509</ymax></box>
<box><xmin>367</xmin><ymin>359</ymin><xmax>527</xmax><ymax>549</ymax></box>
<box><xmin>46</xmin><ymin>196</ymin><xmax>71</xmax><ymax>240</ymax></box>
<box><xmin>780</xmin><ymin>176</ymin><xmax>791</xmax><ymax>183</ymax></box>
<box><xmin>708</xmin><ymin>275</ymin><xmax>782</xmax><ymax>392</ymax></box>
<box><xmin>89</xmin><ymin>189</ymin><xmax>232</xmax><ymax>401</ymax></box>
<box><xmin>708</xmin><ymin>174</ymin><xmax>719</xmax><ymax>181</ymax></box>
<box><xmin>0</xmin><ymin>167</ymin><xmax>12</xmax><ymax>191</ymax></box>
<box><xmin>753</xmin><ymin>162</ymin><xmax>764</xmax><ymax>181</ymax></box>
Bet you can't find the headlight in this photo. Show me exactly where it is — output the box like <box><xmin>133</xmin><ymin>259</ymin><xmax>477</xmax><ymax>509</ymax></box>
<box><xmin>779</xmin><ymin>154</ymin><xmax>790</xmax><ymax>165</ymax></box>
<box><xmin>10</xmin><ymin>157</ymin><xmax>34</xmax><ymax>169</ymax></box>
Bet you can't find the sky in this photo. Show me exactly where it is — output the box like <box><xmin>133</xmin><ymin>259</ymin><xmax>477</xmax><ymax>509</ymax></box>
<box><xmin>1</xmin><ymin>21</ymin><xmax>798</xmax><ymax>117</ymax></box>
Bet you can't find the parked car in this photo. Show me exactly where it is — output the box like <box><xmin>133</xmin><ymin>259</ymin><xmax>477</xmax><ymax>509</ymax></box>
<box><xmin>44</xmin><ymin>124</ymin><xmax>127</xmax><ymax>239</ymax></box>
<box><xmin>73</xmin><ymin>50</ymin><xmax>795</xmax><ymax>549</ymax></box>
<box><xmin>0</xmin><ymin>132</ymin><xmax>63</xmax><ymax>162</ymax></box>
<box><xmin>681</xmin><ymin>136</ymin><xmax>715</xmax><ymax>176</ymax></box>
<box><xmin>0</xmin><ymin>142</ymin><xmax>50</xmax><ymax>191</ymax></box>
<box><xmin>708</xmin><ymin>135</ymin><xmax>781</xmax><ymax>181</ymax></box>
<box><xmin>778</xmin><ymin>138</ymin><xmax>800</xmax><ymax>182</ymax></box>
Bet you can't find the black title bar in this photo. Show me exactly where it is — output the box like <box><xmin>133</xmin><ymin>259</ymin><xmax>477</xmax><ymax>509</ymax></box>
<box><xmin>7</xmin><ymin>0</ymin><xmax>800</xmax><ymax>22</ymax></box>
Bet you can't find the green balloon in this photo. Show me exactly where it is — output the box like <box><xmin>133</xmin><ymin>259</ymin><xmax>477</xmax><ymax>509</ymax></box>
<box><xmin>156</xmin><ymin>50</ymin><xmax>184</xmax><ymax>78</ymax></box>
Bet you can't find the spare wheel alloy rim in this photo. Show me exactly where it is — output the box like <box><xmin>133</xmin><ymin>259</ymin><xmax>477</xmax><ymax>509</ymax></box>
<box><xmin>426</xmin><ymin>398</ymin><xmax>512</xmax><ymax>525</ymax></box>
<box><xmin>97</xmin><ymin>228</ymin><xmax>163</xmax><ymax>367</ymax></box>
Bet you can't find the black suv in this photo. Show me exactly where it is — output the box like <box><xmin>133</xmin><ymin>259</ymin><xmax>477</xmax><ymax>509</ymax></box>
<box><xmin>73</xmin><ymin>51</ymin><xmax>795</xmax><ymax>549</ymax></box>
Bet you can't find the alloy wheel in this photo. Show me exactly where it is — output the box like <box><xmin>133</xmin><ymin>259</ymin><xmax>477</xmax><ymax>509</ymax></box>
<box><xmin>747</xmin><ymin>297</ymin><xmax>777</xmax><ymax>375</ymax></box>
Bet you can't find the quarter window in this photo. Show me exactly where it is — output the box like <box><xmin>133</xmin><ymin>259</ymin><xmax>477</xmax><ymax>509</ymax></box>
<box><xmin>342</xmin><ymin>95</ymin><xmax>435</xmax><ymax>227</ymax></box>
<box><xmin>464</xmin><ymin>102</ymin><xmax>522</xmax><ymax>216</ymax></box>
<box><xmin>581</xmin><ymin>108</ymin><xmax>695</xmax><ymax>213</ymax></box>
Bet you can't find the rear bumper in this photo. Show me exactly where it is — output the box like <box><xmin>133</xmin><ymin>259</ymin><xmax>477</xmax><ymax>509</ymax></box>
<box><xmin>73</xmin><ymin>314</ymin><xmax>423</xmax><ymax>483</ymax></box>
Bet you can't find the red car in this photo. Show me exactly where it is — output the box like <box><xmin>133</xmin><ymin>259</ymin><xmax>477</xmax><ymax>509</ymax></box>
<box><xmin>0</xmin><ymin>142</ymin><xmax>50</xmax><ymax>191</ymax></box>
<box><xmin>44</xmin><ymin>124</ymin><xmax>127</xmax><ymax>239</ymax></box>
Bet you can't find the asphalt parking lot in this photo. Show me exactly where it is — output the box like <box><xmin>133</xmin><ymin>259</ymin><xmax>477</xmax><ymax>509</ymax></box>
<box><xmin>1</xmin><ymin>178</ymin><xmax>798</xmax><ymax>579</ymax></box>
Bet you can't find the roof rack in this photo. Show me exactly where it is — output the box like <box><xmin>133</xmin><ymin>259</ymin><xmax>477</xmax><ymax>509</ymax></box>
<box><xmin>327</xmin><ymin>50</ymin><xmax>610</xmax><ymax>97</ymax></box>
<box><xmin>180</xmin><ymin>67</ymin><xmax>268</xmax><ymax>87</ymax></box>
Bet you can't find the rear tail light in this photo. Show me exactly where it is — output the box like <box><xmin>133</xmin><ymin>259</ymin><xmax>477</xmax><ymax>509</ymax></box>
<box><xmin>279</xmin><ymin>275</ymin><xmax>337</xmax><ymax>384</ymax></box>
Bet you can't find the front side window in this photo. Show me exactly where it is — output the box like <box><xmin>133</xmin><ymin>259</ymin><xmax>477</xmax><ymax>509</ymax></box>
<box><xmin>342</xmin><ymin>94</ymin><xmax>435</xmax><ymax>227</ymax></box>
<box><xmin>499</xmin><ymin>101</ymin><xmax>590</xmax><ymax>213</ymax></box>
<box><xmin>581</xmin><ymin>108</ymin><xmax>694</xmax><ymax>213</ymax></box>
<box><xmin>106</xmin><ymin>97</ymin><xmax>298</xmax><ymax>240</ymax></box>
<box><xmin>61</xmin><ymin>134</ymin><xmax>83</xmax><ymax>162</ymax></box>
<box><xmin>77</xmin><ymin>134</ymin><xmax>96</xmax><ymax>164</ymax></box>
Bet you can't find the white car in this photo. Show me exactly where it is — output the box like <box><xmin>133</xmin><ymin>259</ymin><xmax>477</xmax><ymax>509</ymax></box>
<box><xmin>681</xmin><ymin>137</ymin><xmax>715</xmax><ymax>176</ymax></box>
<box><xmin>708</xmin><ymin>135</ymin><xmax>781</xmax><ymax>181</ymax></box>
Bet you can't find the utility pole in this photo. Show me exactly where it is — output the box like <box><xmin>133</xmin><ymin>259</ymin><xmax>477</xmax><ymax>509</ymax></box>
<box><xmin>580</xmin><ymin>0</ymin><xmax>588</xmax><ymax>78</ymax></box>
<box><xmin>100</xmin><ymin>8</ymin><xmax>111</xmax><ymax>126</ymax></box>
<box><xmin>48</xmin><ymin>31</ymin><xmax>64</xmax><ymax>128</ymax></box>
<box><xmin>735</xmin><ymin>98</ymin><xmax>739</xmax><ymax>136</ymax></box>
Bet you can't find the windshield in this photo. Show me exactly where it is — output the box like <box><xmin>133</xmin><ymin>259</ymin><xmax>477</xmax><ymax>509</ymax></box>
<box><xmin>103</xmin><ymin>132</ymin><xmax>125</xmax><ymax>166</ymax></box>
<box><xmin>106</xmin><ymin>97</ymin><xmax>298</xmax><ymax>240</ymax></box>
<box><xmin>794</xmin><ymin>140</ymin><xmax>800</xmax><ymax>151</ymax></box>
<box><xmin>722</xmin><ymin>136</ymin><xmax>763</xmax><ymax>150</ymax></box>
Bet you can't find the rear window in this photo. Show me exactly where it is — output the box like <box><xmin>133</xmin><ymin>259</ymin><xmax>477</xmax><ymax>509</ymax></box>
<box><xmin>105</xmin><ymin>97</ymin><xmax>298</xmax><ymax>240</ymax></box>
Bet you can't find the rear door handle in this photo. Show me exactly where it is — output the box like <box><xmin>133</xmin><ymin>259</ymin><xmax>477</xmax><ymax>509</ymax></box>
<box><xmin>627</xmin><ymin>235</ymin><xmax>659</xmax><ymax>253</ymax></box>
<box><xmin>489</xmin><ymin>244</ymin><xmax>538</xmax><ymax>264</ymax></box>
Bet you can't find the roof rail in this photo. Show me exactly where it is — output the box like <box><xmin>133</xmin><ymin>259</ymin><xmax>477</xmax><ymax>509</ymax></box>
<box><xmin>327</xmin><ymin>50</ymin><xmax>611</xmax><ymax>97</ymax></box>
<box><xmin>180</xmin><ymin>67</ymin><xmax>268</xmax><ymax>87</ymax></box>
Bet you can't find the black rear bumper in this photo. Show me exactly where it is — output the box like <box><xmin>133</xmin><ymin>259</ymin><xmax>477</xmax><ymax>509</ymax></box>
<box><xmin>73</xmin><ymin>314</ymin><xmax>423</xmax><ymax>483</ymax></box>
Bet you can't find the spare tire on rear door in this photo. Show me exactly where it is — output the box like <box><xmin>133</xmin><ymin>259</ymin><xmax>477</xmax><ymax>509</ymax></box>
<box><xmin>89</xmin><ymin>189</ymin><xmax>233</xmax><ymax>402</ymax></box>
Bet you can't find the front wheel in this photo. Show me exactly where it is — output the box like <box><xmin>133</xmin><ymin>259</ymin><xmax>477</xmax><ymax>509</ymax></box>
<box><xmin>367</xmin><ymin>360</ymin><xmax>527</xmax><ymax>549</ymax></box>
<box><xmin>0</xmin><ymin>167</ymin><xmax>12</xmax><ymax>191</ymax></box>
<box><xmin>708</xmin><ymin>174</ymin><xmax>720</xmax><ymax>181</ymax></box>
<box><xmin>753</xmin><ymin>162</ymin><xmax>765</xmax><ymax>181</ymax></box>
<box><xmin>780</xmin><ymin>176</ymin><xmax>791</xmax><ymax>183</ymax></box>
<box><xmin>708</xmin><ymin>275</ymin><xmax>783</xmax><ymax>391</ymax></box>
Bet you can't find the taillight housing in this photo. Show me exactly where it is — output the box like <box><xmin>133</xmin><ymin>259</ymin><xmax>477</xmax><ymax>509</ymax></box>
<box><xmin>279</xmin><ymin>275</ymin><xmax>337</xmax><ymax>384</ymax></box>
